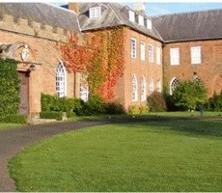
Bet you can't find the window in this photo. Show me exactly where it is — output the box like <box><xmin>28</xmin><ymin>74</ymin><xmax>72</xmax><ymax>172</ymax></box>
<box><xmin>56</xmin><ymin>62</ymin><xmax>66</xmax><ymax>97</ymax></box>
<box><xmin>141</xmin><ymin>76</ymin><xmax>146</xmax><ymax>101</ymax></box>
<box><xmin>80</xmin><ymin>73</ymin><xmax>89</xmax><ymax>102</ymax></box>
<box><xmin>156</xmin><ymin>80</ymin><xmax>161</xmax><ymax>93</ymax></box>
<box><xmin>170</xmin><ymin>77</ymin><xmax>179</xmax><ymax>95</ymax></box>
<box><xmin>89</xmin><ymin>6</ymin><xmax>101</xmax><ymax>18</ymax></box>
<box><xmin>156</xmin><ymin>47</ymin><xmax>161</xmax><ymax>65</ymax></box>
<box><xmin>140</xmin><ymin>42</ymin><xmax>145</xmax><ymax>61</ymax></box>
<box><xmin>148</xmin><ymin>44</ymin><xmax>154</xmax><ymax>63</ymax></box>
<box><xmin>131</xmin><ymin>38</ymin><xmax>137</xmax><ymax>58</ymax></box>
<box><xmin>170</xmin><ymin>48</ymin><xmax>180</xmax><ymax>65</ymax></box>
<box><xmin>138</xmin><ymin>15</ymin><xmax>144</xmax><ymax>26</ymax></box>
<box><xmin>129</xmin><ymin>10</ymin><xmax>135</xmax><ymax>22</ymax></box>
<box><xmin>146</xmin><ymin>19</ymin><xmax>152</xmax><ymax>30</ymax></box>
<box><xmin>132</xmin><ymin>74</ymin><xmax>138</xmax><ymax>101</ymax></box>
<box><xmin>191</xmin><ymin>46</ymin><xmax>201</xmax><ymax>64</ymax></box>
<box><xmin>149</xmin><ymin>78</ymin><xmax>154</xmax><ymax>94</ymax></box>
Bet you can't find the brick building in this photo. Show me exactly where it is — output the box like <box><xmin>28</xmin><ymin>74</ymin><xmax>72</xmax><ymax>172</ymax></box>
<box><xmin>0</xmin><ymin>2</ymin><xmax>221</xmax><ymax>116</ymax></box>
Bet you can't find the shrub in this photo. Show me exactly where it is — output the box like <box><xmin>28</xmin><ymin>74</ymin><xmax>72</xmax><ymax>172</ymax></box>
<box><xmin>104</xmin><ymin>102</ymin><xmax>125</xmax><ymax>115</ymax></box>
<box><xmin>40</xmin><ymin>111</ymin><xmax>63</xmax><ymax>121</ymax></box>
<box><xmin>172</xmin><ymin>80</ymin><xmax>208</xmax><ymax>111</ymax></box>
<box><xmin>66</xmin><ymin>111</ymin><xmax>76</xmax><ymax>118</ymax></box>
<box><xmin>41</xmin><ymin>94</ymin><xmax>76</xmax><ymax>113</ymax></box>
<box><xmin>128</xmin><ymin>105</ymin><xmax>148</xmax><ymax>115</ymax></box>
<box><xmin>0</xmin><ymin>114</ymin><xmax>27</xmax><ymax>124</ymax></box>
<box><xmin>83</xmin><ymin>95</ymin><xmax>106</xmax><ymax>115</ymax></box>
<box><xmin>147</xmin><ymin>91</ymin><xmax>167</xmax><ymax>112</ymax></box>
<box><xmin>206</xmin><ymin>91</ymin><xmax>222</xmax><ymax>111</ymax></box>
<box><xmin>0</xmin><ymin>59</ymin><xmax>20</xmax><ymax>119</ymax></box>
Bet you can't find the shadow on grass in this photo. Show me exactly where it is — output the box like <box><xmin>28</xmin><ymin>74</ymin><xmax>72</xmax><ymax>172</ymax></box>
<box><xmin>83</xmin><ymin>114</ymin><xmax>222</xmax><ymax>138</ymax></box>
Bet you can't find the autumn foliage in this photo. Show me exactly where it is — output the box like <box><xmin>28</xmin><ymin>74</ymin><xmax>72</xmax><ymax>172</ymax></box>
<box><xmin>58</xmin><ymin>28</ymin><xmax>124</xmax><ymax>101</ymax></box>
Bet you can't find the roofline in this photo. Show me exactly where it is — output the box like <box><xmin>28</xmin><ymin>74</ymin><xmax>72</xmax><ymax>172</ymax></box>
<box><xmin>163</xmin><ymin>37</ymin><xmax>222</xmax><ymax>44</ymax></box>
<box><xmin>81</xmin><ymin>24</ymin><xmax>163</xmax><ymax>43</ymax></box>
<box><xmin>151</xmin><ymin>7</ymin><xmax>222</xmax><ymax>19</ymax></box>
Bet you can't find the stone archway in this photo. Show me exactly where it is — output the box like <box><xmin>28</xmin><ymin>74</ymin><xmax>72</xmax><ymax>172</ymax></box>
<box><xmin>211</xmin><ymin>74</ymin><xmax>222</xmax><ymax>96</ymax></box>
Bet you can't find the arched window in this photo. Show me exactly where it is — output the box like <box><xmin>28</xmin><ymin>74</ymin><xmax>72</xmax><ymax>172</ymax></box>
<box><xmin>56</xmin><ymin>62</ymin><xmax>66</xmax><ymax>97</ymax></box>
<box><xmin>80</xmin><ymin>73</ymin><xmax>89</xmax><ymax>102</ymax></box>
<box><xmin>170</xmin><ymin>77</ymin><xmax>179</xmax><ymax>95</ymax></box>
<box><xmin>141</xmin><ymin>76</ymin><xmax>146</xmax><ymax>101</ymax></box>
<box><xmin>149</xmin><ymin>78</ymin><xmax>154</xmax><ymax>94</ymax></box>
<box><xmin>132</xmin><ymin>74</ymin><xmax>138</xmax><ymax>101</ymax></box>
<box><xmin>157</xmin><ymin>80</ymin><xmax>162</xmax><ymax>93</ymax></box>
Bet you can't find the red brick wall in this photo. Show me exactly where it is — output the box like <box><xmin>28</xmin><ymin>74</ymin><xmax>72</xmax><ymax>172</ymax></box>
<box><xmin>115</xmin><ymin>27</ymin><xmax>163</xmax><ymax>110</ymax></box>
<box><xmin>0</xmin><ymin>30</ymin><xmax>76</xmax><ymax>116</ymax></box>
<box><xmin>163</xmin><ymin>40</ymin><xmax>222</xmax><ymax>96</ymax></box>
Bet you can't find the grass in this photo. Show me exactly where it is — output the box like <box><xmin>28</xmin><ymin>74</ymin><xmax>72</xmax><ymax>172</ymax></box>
<box><xmin>0</xmin><ymin>123</ymin><xmax>24</xmax><ymax>131</ymax></box>
<box><xmin>9</xmin><ymin>116</ymin><xmax>222</xmax><ymax>192</ymax></box>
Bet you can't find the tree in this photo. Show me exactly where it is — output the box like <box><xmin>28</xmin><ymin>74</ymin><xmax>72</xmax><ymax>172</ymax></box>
<box><xmin>172</xmin><ymin>80</ymin><xmax>207</xmax><ymax>111</ymax></box>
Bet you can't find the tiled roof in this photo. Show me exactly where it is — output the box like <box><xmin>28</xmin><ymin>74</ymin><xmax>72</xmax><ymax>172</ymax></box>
<box><xmin>0</xmin><ymin>3</ymin><xmax>80</xmax><ymax>33</ymax></box>
<box><xmin>78</xmin><ymin>3</ymin><xmax>163</xmax><ymax>41</ymax></box>
<box><xmin>152</xmin><ymin>9</ymin><xmax>222</xmax><ymax>42</ymax></box>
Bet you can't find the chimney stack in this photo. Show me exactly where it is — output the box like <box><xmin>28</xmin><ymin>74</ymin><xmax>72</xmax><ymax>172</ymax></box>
<box><xmin>134</xmin><ymin>2</ymin><xmax>145</xmax><ymax>15</ymax></box>
<box><xmin>68</xmin><ymin>3</ymin><xmax>80</xmax><ymax>14</ymax></box>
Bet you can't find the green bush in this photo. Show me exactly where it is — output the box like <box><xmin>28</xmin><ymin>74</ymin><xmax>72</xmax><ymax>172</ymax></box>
<box><xmin>66</xmin><ymin>111</ymin><xmax>76</xmax><ymax>118</ymax></box>
<box><xmin>0</xmin><ymin>59</ymin><xmax>20</xmax><ymax>119</ymax></box>
<box><xmin>83</xmin><ymin>95</ymin><xmax>106</xmax><ymax>115</ymax></box>
<box><xmin>0</xmin><ymin>114</ymin><xmax>27</xmax><ymax>124</ymax></box>
<box><xmin>104</xmin><ymin>102</ymin><xmax>125</xmax><ymax>115</ymax></box>
<box><xmin>40</xmin><ymin>111</ymin><xmax>63</xmax><ymax>121</ymax></box>
<box><xmin>206</xmin><ymin>92</ymin><xmax>222</xmax><ymax>111</ymax></box>
<box><xmin>41</xmin><ymin>94</ymin><xmax>76</xmax><ymax>113</ymax></box>
<box><xmin>128</xmin><ymin>105</ymin><xmax>148</xmax><ymax>115</ymax></box>
<box><xmin>147</xmin><ymin>91</ymin><xmax>167</xmax><ymax>112</ymax></box>
<box><xmin>172</xmin><ymin>80</ymin><xmax>208</xmax><ymax>111</ymax></box>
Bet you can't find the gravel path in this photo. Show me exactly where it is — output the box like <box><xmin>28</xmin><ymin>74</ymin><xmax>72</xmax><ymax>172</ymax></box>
<box><xmin>0</xmin><ymin>120</ymin><xmax>109</xmax><ymax>192</ymax></box>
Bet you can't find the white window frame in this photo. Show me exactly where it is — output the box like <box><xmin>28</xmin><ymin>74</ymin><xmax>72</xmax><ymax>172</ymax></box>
<box><xmin>156</xmin><ymin>47</ymin><xmax>161</xmax><ymax>65</ymax></box>
<box><xmin>129</xmin><ymin>10</ymin><xmax>135</xmax><ymax>22</ymax></box>
<box><xmin>170</xmin><ymin>77</ymin><xmax>179</xmax><ymax>95</ymax></box>
<box><xmin>156</xmin><ymin>80</ymin><xmax>162</xmax><ymax>93</ymax></box>
<box><xmin>170</xmin><ymin>48</ymin><xmax>180</xmax><ymax>65</ymax></box>
<box><xmin>149</xmin><ymin>78</ymin><xmax>154</xmax><ymax>94</ymax></box>
<box><xmin>148</xmin><ymin>44</ymin><xmax>154</xmax><ymax>63</ymax></box>
<box><xmin>89</xmin><ymin>6</ymin><xmax>101</xmax><ymax>18</ymax></box>
<box><xmin>56</xmin><ymin>61</ymin><xmax>67</xmax><ymax>98</ymax></box>
<box><xmin>138</xmin><ymin>15</ymin><xmax>144</xmax><ymax>26</ymax></box>
<box><xmin>140</xmin><ymin>42</ymin><xmax>145</xmax><ymax>61</ymax></box>
<box><xmin>132</xmin><ymin>74</ymin><xmax>138</xmax><ymax>102</ymax></box>
<box><xmin>141</xmin><ymin>76</ymin><xmax>147</xmax><ymax>101</ymax></box>
<box><xmin>130</xmin><ymin>38</ymin><xmax>137</xmax><ymax>59</ymax></box>
<box><xmin>146</xmin><ymin>19</ymin><xmax>152</xmax><ymax>30</ymax></box>
<box><xmin>191</xmin><ymin>46</ymin><xmax>201</xmax><ymax>64</ymax></box>
<box><xmin>79</xmin><ymin>73</ymin><xmax>89</xmax><ymax>102</ymax></box>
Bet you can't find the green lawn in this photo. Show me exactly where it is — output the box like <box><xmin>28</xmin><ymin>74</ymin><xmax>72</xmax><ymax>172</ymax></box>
<box><xmin>9</xmin><ymin>117</ymin><xmax>222</xmax><ymax>192</ymax></box>
<box><xmin>0</xmin><ymin>123</ymin><xmax>24</xmax><ymax>131</ymax></box>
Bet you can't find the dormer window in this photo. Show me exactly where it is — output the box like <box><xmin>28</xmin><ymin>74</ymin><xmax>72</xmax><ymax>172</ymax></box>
<box><xmin>146</xmin><ymin>19</ymin><xmax>152</xmax><ymax>30</ymax></box>
<box><xmin>89</xmin><ymin>6</ymin><xmax>101</xmax><ymax>18</ymax></box>
<box><xmin>138</xmin><ymin>15</ymin><xmax>144</xmax><ymax>26</ymax></box>
<box><xmin>129</xmin><ymin>10</ymin><xmax>135</xmax><ymax>22</ymax></box>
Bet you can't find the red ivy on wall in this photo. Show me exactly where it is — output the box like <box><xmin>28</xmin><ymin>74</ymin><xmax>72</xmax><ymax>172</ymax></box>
<box><xmin>58</xmin><ymin>28</ymin><xmax>125</xmax><ymax>101</ymax></box>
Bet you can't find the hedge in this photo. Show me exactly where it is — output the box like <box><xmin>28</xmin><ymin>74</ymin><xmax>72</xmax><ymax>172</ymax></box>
<box><xmin>39</xmin><ymin>111</ymin><xmax>63</xmax><ymax>121</ymax></box>
<box><xmin>0</xmin><ymin>114</ymin><xmax>27</xmax><ymax>124</ymax></box>
<box><xmin>0</xmin><ymin>59</ymin><xmax>20</xmax><ymax>119</ymax></box>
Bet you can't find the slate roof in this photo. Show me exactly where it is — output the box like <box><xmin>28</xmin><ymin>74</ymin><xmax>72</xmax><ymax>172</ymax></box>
<box><xmin>0</xmin><ymin>3</ymin><xmax>80</xmax><ymax>33</ymax></box>
<box><xmin>78</xmin><ymin>3</ymin><xmax>163</xmax><ymax>41</ymax></box>
<box><xmin>152</xmin><ymin>9</ymin><xmax>222</xmax><ymax>43</ymax></box>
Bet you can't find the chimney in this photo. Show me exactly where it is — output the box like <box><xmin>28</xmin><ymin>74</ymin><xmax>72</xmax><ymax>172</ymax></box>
<box><xmin>68</xmin><ymin>3</ymin><xmax>80</xmax><ymax>14</ymax></box>
<box><xmin>134</xmin><ymin>2</ymin><xmax>145</xmax><ymax>15</ymax></box>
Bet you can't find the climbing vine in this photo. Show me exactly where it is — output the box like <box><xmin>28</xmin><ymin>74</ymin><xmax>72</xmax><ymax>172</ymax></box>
<box><xmin>59</xmin><ymin>27</ymin><xmax>125</xmax><ymax>101</ymax></box>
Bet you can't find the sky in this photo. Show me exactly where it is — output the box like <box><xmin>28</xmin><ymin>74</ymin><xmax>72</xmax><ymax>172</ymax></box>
<box><xmin>144</xmin><ymin>3</ymin><xmax>222</xmax><ymax>16</ymax></box>
<box><xmin>53</xmin><ymin>2</ymin><xmax>222</xmax><ymax>17</ymax></box>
